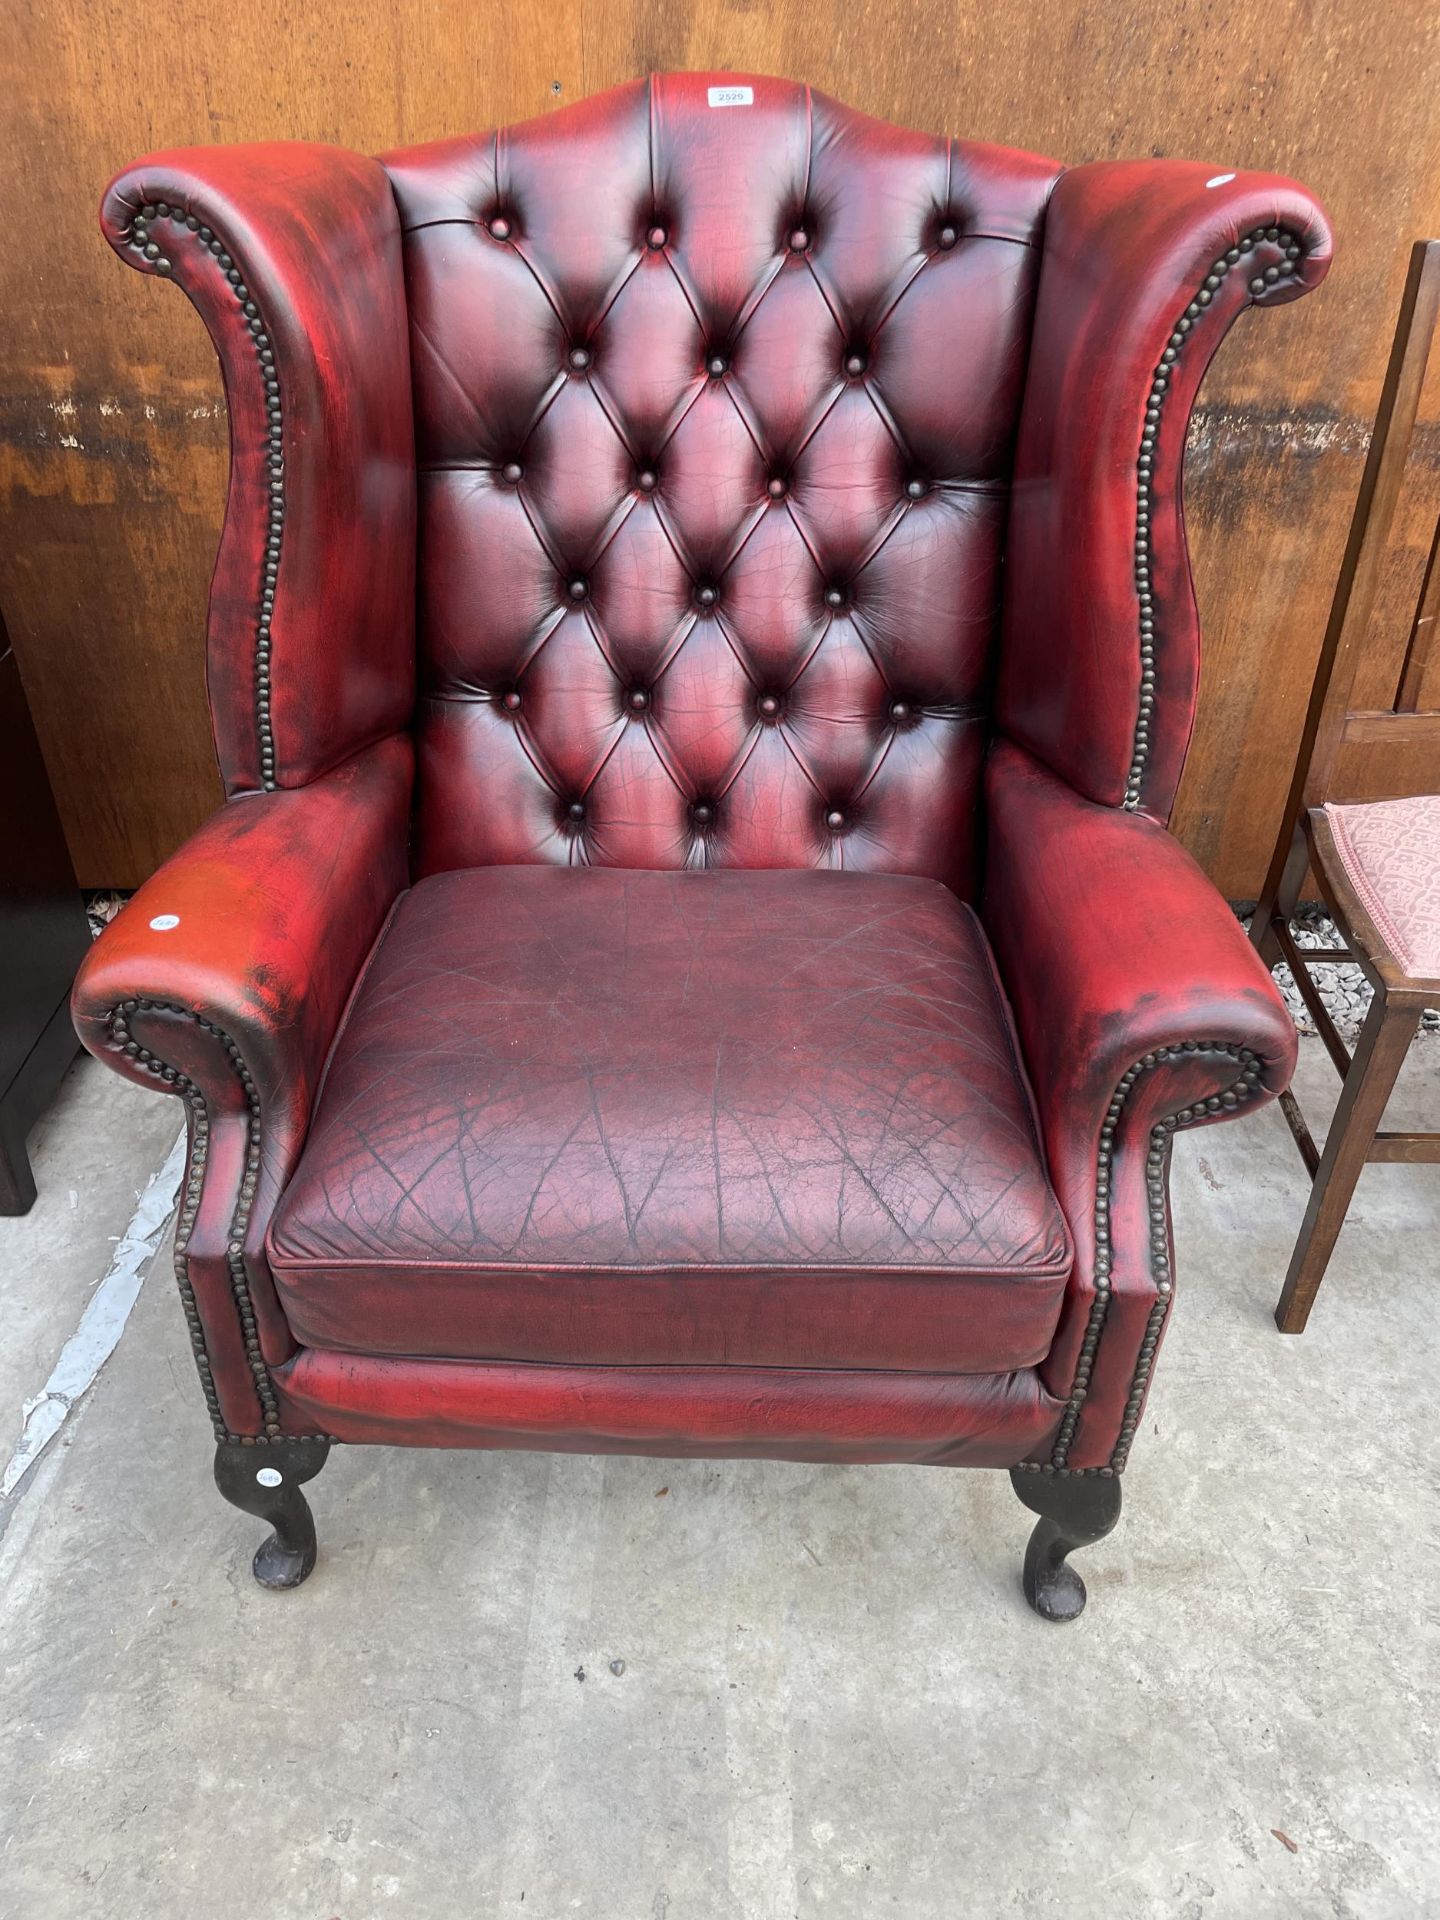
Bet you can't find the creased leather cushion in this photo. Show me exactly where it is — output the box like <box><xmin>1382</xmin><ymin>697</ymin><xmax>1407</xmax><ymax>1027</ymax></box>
<box><xmin>274</xmin><ymin>1350</ymin><xmax>1066</xmax><ymax>1467</ymax></box>
<box><xmin>268</xmin><ymin>866</ymin><xmax>1071</xmax><ymax>1372</ymax></box>
<box><xmin>382</xmin><ymin>74</ymin><xmax>1061</xmax><ymax>896</ymax></box>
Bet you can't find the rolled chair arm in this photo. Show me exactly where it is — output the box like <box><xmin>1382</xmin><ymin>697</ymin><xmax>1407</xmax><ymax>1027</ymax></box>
<box><xmin>72</xmin><ymin>736</ymin><xmax>413</xmax><ymax>1438</ymax></box>
<box><xmin>998</xmin><ymin>159</ymin><xmax>1332</xmax><ymax>820</ymax></box>
<box><xmin>982</xmin><ymin>740</ymin><xmax>1297</xmax><ymax>1469</ymax></box>
<box><xmin>101</xmin><ymin>144</ymin><xmax>417</xmax><ymax>795</ymax></box>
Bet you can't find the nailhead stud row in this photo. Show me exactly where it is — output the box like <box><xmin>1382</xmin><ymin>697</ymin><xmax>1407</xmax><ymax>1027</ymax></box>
<box><xmin>129</xmin><ymin>200</ymin><xmax>282</xmax><ymax>792</ymax></box>
<box><xmin>1042</xmin><ymin>1042</ymin><xmax>1264</xmax><ymax>1475</ymax></box>
<box><xmin>111</xmin><ymin>1003</ymin><xmax>226</xmax><ymax>1438</ymax></box>
<box><xmin>1123</xmin><ymin>224</ymin><xmax>1306</xmax><ymax>812</ymax></box>
<box><xmin>108</xmin><ymin>1000</ymin><xmax>329</xmax><ymax>1446</ymax></box>
<box><xmin>1109</xmin><ymin>1050</ymin><xmax>1264</xmax><ymax>1468</ymax></box>
<box><xmin>1012</xmin><ymin>1462</ymin><xmax>1117</xmax><ymax>1479</ymax></box>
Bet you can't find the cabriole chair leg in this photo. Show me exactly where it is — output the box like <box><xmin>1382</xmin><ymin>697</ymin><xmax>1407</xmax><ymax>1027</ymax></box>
<box><xmin>1009</xmin><ymin>1468</ymin><xmax>1122</xmax><ymax>1622</ymax></box>
<box><xmin>214</xmin><ymin>1437</ymin><xmax>331</xmax><ymax>1590</ymax></box>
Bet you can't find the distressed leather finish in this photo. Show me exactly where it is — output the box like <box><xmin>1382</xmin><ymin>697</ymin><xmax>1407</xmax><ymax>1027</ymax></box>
<box><xmin>384</xmin><ymin>74</ymin><xmax>1061</xmax><ymax>896</ymax></box>
<box><xmin>982</xmin><ymin>741</ymin><xmax>1298</xmax><ymax>1467</ymax></box>
<box><xmin>274</xmin><ymin>1349</ymin><xmax>1065</xmax><ymax>1467</ymax></box>
<box><xmin>79</xmin><ymin>75</ymin><xmax>1333</xmax><ymax>1478</ymax></box>
<box><xmin>71</xmin><ymin>739</ymin><xmax>413</xmax><ymax>1433</ymax></box>
<box><xmin>269</xmin><ymin>867</ymin><xmax>1071</xmax><ymax>1373</ymax></box>
<box><xmin>998</xmin><ymin>160</ymin><xmax>1331</xmax><ymax>820</ymax></box>
<box><xmin>100</xmin><ymin>147</ymin><xmax>416</xmax><ymax>795</ymax></box>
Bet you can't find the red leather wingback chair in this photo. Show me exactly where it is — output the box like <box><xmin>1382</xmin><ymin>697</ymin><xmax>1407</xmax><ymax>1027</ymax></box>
<box><xmin>75</xmin><ymin>74</ymin><xmax>1331</xmax><ymax>1619</ymax></box>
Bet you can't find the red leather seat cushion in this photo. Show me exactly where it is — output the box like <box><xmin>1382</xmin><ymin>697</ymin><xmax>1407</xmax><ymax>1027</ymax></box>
<box><xmin>267</xmin><ymin>867</ymin><xmax>1071</xmax><ymax>1371</ymax></box>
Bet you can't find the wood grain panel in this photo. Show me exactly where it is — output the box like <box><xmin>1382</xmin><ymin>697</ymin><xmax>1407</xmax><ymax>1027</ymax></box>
<box><xmin>2</xmin><ymin>0</ymin><xmax>1438</xmax><ymax>887</ymax></box>
<box><xmin>0</xmin><ymin>0</ymin><xmax>580</xmax><ymax>884</ymax></box>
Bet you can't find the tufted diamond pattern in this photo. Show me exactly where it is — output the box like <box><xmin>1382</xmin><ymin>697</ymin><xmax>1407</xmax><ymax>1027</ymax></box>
<box><xmin>383</xmin><ymin>74</ymin><xmax>1061</xmax><ymax>896</ymax></box>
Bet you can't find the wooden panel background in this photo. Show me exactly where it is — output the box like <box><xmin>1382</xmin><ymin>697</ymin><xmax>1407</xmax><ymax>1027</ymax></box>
<box><xmin>2</xmin><ymin>0</ymin><xmax>1438</xmax><ymax>890</ymax></box>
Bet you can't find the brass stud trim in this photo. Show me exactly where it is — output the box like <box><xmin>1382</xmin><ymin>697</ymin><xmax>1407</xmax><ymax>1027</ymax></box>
<box><xmin>1048</xmin><ymin>1042</ymin><xmax>1265</xmax><ymax>1473</ymax></box>
<box><xmin>1012</xmin><ymin>1462</ymin><xmax>1116</xmax><ymax>1479</ymax></box>
<box><xmin>1123</xmin><ymin>223</ymin><xmax>1306</xmax><ymax>811</ymax></box>
<box><xmin>105</xmin><ymin>998</ymin><xmax>330</xmax><ymax>1445</ymax></box>
<box><xmin>129</xmin><ymin>202</ymin><xmax>282</xmax><ymax>793</ymax></box>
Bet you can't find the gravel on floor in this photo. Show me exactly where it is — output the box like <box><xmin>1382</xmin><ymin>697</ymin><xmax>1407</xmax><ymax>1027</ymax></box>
<box><xmin>1236</xmin><ymin>903</ymin><xmax>1439</xmax><ymax>1045</ymax></box>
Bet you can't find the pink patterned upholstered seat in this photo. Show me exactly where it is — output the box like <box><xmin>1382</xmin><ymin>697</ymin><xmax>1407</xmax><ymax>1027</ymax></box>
<box><xmin>1324</xmin><ymin>795</ymin><xmax>1440</xmax><ymax>981</ymax></box>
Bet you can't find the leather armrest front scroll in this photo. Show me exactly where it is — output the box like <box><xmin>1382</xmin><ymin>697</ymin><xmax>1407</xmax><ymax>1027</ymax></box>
<box><xmin>72</xmin><ymin>736</ymin><xmax>413</xmax><ymax>1437</ymax></box>
<box><xmin>982</xmin><ymin>740</ymin><xmax>1297</xmax><ymax>1470</ymax></box>
<box><xmin>997</xmin><ymin>159</ymin><xmax>1331</xmax><ymax>820</ymax></box>
<box><xmin>101</xmin><ymin>143</ymin><xmax>417</xmax><ymax>795</ymax></box>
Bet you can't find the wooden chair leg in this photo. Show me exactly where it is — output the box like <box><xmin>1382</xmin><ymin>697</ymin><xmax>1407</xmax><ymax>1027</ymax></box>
<box><xmin>0</xmin><ymin>1109</ymin><xmax>39</xmax><ymax>1215</ymax></box>
<box><xmin>1275</xmin><ymin>993</ymin><xmax>1422</xmax><ymax>1334</ymax></box>
<box><xmin>1250</xmin><ymin>820</ymin><xmax>1308</xmax><ymax>972</ymax></box>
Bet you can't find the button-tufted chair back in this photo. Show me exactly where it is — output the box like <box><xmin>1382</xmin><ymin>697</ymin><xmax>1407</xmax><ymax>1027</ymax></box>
<box><xmin>382</xmin><ymin>74</ymin><xmax>1062</xmax><ymax>897</ymax></box>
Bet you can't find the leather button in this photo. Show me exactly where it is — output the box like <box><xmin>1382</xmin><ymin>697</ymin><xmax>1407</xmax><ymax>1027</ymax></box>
<box><xmin>501</xmin><ymin>461</ymin><xmax>523</xmax><ymax>484</ymax></box>
<box><xmin>844</xmin><ymin>350</ymin><xmax>868</xmax><ymax>377</ymax></box>
<box><xmin>695</xmin><ymin>583</ymin><xmax>719</xmax><ymax>609</ymax></box>
<box><xmin>637</xmin><ymin>468</ymin><xmax>658</xmax><ymax>492</ymax></box>
<box><xmin>788</xmin><ymin>228</ymin><xmax>809</xmax><ymax>253</ymax></box>
<box><xmin>824</xmin><ymin>586</ymin><xmax>847</xmax><ymax>610</ymax></box>
<box><xmin>937</xmin><ymin>224</ymin><xmax>958</xmax><ymax>250</ymax></box>
<box><xmin>905</xmin><ymin>479</ymin><xmax>928</xmax><ymax>499</ymax></box>
<box><xmin>826</xmin><ymin>809</ymin><xmax>846</xmax><ymax>830</ymax></box>
<box><xmin>692</xmin><ymin>801</ymin><xmax>713</xmax><ymax>826</ymax></box>
<box><xmin>758</xmin><ymin>693</ymin><xmax>781</xmax><ymax>719</ymax></box>
<box><xmin>488</xmin><ymin>215</ymin><xmax>512</xmax><ymax>241</ymax></box>
<box><xmin>647</xmin><ymin>224</ymin><xmax>668</xmax><ymax>250</ymax></box>
<box><xmin>566</xmin><ymin>800</ymin><xmax>585</xmax><ymax>823</ymax></box>
<box><xmin>889</xmin><ymin>699</ymin><xmax>911</xmax><ymax>723</ymax></box>
<box><xmin>707</xmin><ymin>353</ymin><xmax>728</xmax><ymax>377</ymax></box>
<box><xmin>568</xmin><ymin>346</ymin><xmax>592</xmax><ymax>371</ymax></box>
<box><xmin>567</xmin><ymin>577</ymin><xmax>589</xmax><ymax>602</ymax></box>
<box><xmin>501</xmin><ymin>689</ymin><xmax>522</xmax><ymax>712</ymax></box>
<box><xmin>628</xmin><ymin>688</ymin><xmax>650</xmax><ymax>712</ymax></box>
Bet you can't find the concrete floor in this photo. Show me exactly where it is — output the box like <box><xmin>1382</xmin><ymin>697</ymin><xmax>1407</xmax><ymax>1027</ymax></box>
<box><xmin>0</xmin><ymin>1040</ymin><xmax>1436</xmax><ymax>1919</ymax></box>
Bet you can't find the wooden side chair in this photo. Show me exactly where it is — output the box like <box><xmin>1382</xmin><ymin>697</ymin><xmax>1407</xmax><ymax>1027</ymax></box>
<box><xmin>1251</xmin><ymin>239</ymin><xmax>1440</xmax><ymax>1334</ymax></box>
